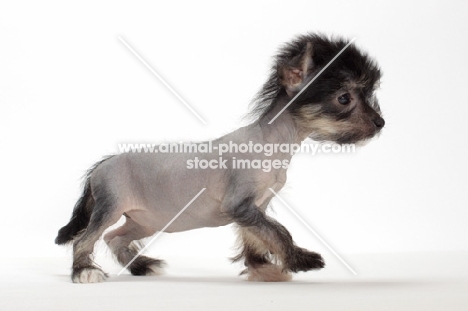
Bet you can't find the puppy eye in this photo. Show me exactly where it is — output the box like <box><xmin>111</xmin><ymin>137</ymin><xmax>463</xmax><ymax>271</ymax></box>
<box><xmin>337</xmin><ymin>93</ymin><xmax>351</xmax><ymax>105</ymax></box>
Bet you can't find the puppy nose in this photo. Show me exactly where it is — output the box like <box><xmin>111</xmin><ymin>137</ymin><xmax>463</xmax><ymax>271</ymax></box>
<box><xmin>373</xmin><ymin>116</ymin><xmax>385</xmax><ymax>129</ymax></box>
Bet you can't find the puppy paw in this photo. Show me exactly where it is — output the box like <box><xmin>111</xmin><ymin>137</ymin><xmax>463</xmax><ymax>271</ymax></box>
<box><xmin>245</xmin><ymin>264</ymin><xmax>292</xmax><ymax>282</ymax></box>
<box><xmin>129</xmin><ymin>257</ymin><xmax>166</xmax><ymax>276</ymax></box>
<box><xmin>286</xmin><ymin>248</ymin><xmax>325</xmax><ymax>272</ymax></box>
<box><xmin>72</xmin><ymin>267</ymin><xmax>108</xmax><ymax>283</ymax></box>
<box><xmin>144</xmin><ymin>262</ymin><xmax>165</xmax><ymax>276</ymax></box>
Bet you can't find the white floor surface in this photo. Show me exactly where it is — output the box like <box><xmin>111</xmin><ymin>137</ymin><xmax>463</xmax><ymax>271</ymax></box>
<box><xmin>1</xmin><ymin>253</ymin><xmax>468</xmax><ymax>310</ymax></box>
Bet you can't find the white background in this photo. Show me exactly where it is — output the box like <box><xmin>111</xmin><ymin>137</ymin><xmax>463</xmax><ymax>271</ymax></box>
<box><xmin>1</xmin><ymin>0</ymin><xmax>468</xmax><ymax>263</ymax></box>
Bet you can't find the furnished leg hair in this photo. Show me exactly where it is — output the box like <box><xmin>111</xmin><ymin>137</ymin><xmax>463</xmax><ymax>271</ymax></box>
<box><xmin>233</xmin><ymin>226</ymin><xmax>292</xmax><ymax>282</ymax></box>
<box><xmin>230</xmin><ymin>197</ymin><xmax>325</xmax><ymax>274</ymax></box>
<box><xmin>104</xmin><ymin>217</ymin><xmax>165</xmax><ymax>276</ymax></box>
<box><xmin>71</xmin><ymin>200</ymin><xmax>120</xmax><ymax>283</ymax></box>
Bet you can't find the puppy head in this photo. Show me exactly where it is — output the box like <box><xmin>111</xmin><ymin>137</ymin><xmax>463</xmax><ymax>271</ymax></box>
<box><xmin>278</xmin><ymin>34</ymin><xmax>384</xmax><ymax>144</ymax></box>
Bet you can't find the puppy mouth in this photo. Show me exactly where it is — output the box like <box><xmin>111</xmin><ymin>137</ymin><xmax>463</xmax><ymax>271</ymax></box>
<box><xmin>335</xmin><ymin>129</ymin><xmax>382</xmax><ymax>145</ymax></box>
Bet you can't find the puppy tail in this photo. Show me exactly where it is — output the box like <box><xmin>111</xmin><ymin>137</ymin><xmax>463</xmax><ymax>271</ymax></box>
<box><xmin>55</xmin><ymin>156</ymin><xmax>112</xmax><ymax>245</ymax></box>
<box><xmin>55</xmin><ymin>177</ymin><xmax>94</xmax><ymax>245</ymax></box>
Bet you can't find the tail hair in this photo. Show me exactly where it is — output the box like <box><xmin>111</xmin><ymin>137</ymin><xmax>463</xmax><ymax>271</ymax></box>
<box><xmin>55</xmin><ymin>156</ymin><xmax>113</xmax><ymax>245</ymax></box>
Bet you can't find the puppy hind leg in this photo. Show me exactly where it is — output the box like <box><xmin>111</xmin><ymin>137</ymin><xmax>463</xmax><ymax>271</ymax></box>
<box><xmin>72</xmin><ymin>200</ymin><xmax>121</xmax><ymax>283</ymax></box>
<box><xmin>104</xmin><ymin>218</ymin><xmax>165</xmax><ymax>276</ymax></box>
<box><xmin>126</xmin><ymin>242</ymin><xmax>165</xmax><ymax>276</ymax></box>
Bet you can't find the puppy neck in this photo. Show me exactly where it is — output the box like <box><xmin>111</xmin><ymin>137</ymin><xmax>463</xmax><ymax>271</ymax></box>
<box><xmin>254</xmin><ymin>101</ymin><xmax>307</xmax><ymax>145</ymax></box>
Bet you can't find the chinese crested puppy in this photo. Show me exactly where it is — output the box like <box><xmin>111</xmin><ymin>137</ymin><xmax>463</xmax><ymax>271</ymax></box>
<box><xmin>56</xmin><ymin>33</ymin><xmax>384</xmax><ymax>283</ymax></box>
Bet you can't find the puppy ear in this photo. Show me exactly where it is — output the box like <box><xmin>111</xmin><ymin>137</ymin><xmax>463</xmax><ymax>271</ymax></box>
<box><xmin>279</xmin><ymin>42</ymin><xmax>314</xmax><ymax>97</ymax></box>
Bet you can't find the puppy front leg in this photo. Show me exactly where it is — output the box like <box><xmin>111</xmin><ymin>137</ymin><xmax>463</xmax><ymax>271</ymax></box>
<box><xmin>233</xmin><ymin>226</ymin><xmax>292</xmax><ymax>281</ymax></box>
<box><xmin>229</xmin><ymin>196</ymin><xmax>324</xmax><ymax>276</ymax></box>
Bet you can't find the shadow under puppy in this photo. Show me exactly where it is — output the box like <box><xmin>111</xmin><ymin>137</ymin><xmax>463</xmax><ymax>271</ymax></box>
<box><xmin>56</xmin><ymin>33</ymin><xmax>384</xmax><ymax>283</ymax></box>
